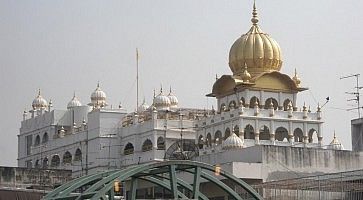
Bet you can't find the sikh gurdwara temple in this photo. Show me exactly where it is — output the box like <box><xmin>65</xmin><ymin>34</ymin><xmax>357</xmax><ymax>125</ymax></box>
<box><xmin>18</xmin><ymin>2</ymin><xmax>362</xmax><ymax>186</ymax></box>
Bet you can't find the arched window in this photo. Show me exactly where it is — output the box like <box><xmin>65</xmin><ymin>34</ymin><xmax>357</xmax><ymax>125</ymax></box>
<box><xmin>198</xmin><ymin>135</ymin><xmax>204</xmax><ymax>149</ymax></box>
<box><xmin>42</xmin><ymin>132</ymin><xmax>49</xmax><ymax>143</ymax></box>
<box><xmin>74</xmin><ymin>148</ymin><xmax>82</xmax><ymax>161</ymax></box>
<box><xmin>244</xmin><ymin>125</ymin><xmax>254</xmax><ymax>139</ymax></box>
<box><xmin>264</xmin><ymin>98</ymin><xmax>278</xmax><ymax>110</ymax></box>
<box><xmin>259</xmin><ymin>125</ymin><xmax>270</xmax><ymax>140</ymax></box>
<box><xmin>34</xmin><ymin>135</ymin><xmax>40</xmax><ymax>146</ymax></box>
<box><xmin>249</xmin><ymin>96</ymin><xmax>260</xmax><ymax>108</ymax></box>
<box><xmin>224</xmin><ymin>128</ymin><xmax>231</xmax><ymax>140</ymax></box>
<box><xmin>124</xmin><ymin>143</ymin><xmax>134</xmax><ymax>155</ymax></box>
<box><xmin>233</xmin><ymin>125</ymin><xmax>239</xmax><ymax>136</ymax></box>
<box><xmin>308</xmin><ymin>129</ymin><xmax>317</xmax><ymax>143</ymax></box>
<box><xmin>35</xmin><ymin>160</ymin><xmax>40</xmax><ymax>168</ymax></box>
<box><xmin>220</xmin><ymin>103</ymin><xmax>226</xmax><ymax>112</ymax></box>
<box><xmin>63</xmin><ymin>151</ymin><xmax>72</xmax><ymax>164</ymax></box>
<box><xmin>42</xmin><ymin>157</ymin><xmax>49</xmax><ymax>169</ymax></box>
<box><xmin>283</xmin><ymin>99</ymin><xmax>292</xmax><ymax>111</ymax></box>
<box><xmin>206</xmin><ymin>133</ymin><xmax>212</xmax><ymax>147</ymax></box>
<box><xmin>51</xmin><ymin>155</ymin><xmax>60</xmax><ymax>167</ymax></box>
<box><xmin>229</xmin><ymin>101</ymin><xmax>237</xmax><ymax>109</ymax></box>
<box><xmin>157</xmin><ymin>137</ymin><xmax>165</xmax><ymax>150</ymax></box>
<box><xmin>275</xmin><ymin>127</ymin><xmax>289</xmax><ymax>141</ymax></box>
<box><xmin>240</xmin><ymin>97</ymin><xmax>245</xmax><ymax>107</ymax></box>
<box><xmin>294</xmin><ymin>128</ymin><xmax>304</xmax><ymax>142</ymax></box>
<box><xmin>214</xmin><ymin>131</ymin><xmax>222</xmax><ymax>144</ymax></box>
<box><xmin>142</xmin><ymin>139</ymin><xmax>153</xmax><ymax>152</ymax></box>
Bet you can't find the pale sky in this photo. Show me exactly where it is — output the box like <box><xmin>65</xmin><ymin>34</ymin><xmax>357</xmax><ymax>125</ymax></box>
<box><xmin>0</xmin><ymin>0</ymin><xmax>362</xmax><ymax>166</ymax></box>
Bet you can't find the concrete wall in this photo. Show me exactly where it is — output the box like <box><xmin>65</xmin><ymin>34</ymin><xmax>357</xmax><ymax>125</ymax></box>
<box><xmin>261</xmin><ymin>146</ymin><xmax>363</xmax><ymax>181</ymax></box>
<box><xmin>0</xmin><ymin>166</ymin><xmax>71</xmax><ymax>189</ymax></box>
<box><xmin>352</xmin><ymin>118</ymin><xmax>363</xmax><ymax>151</ymax></box>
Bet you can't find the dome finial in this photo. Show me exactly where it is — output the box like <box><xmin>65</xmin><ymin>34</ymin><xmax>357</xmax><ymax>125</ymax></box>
<box><xmin>169</xmin><ymin>86</ymin><xmax>172</xmax><ymax>94</ymax></box>
<box><xmin>97</xmin><ymin>81</ymin><xmax>100</xmax><ymax>88</ymax></box>
<box><xmin>153</xmin><ymin>89</ymin><xmax>156</xmax><ymax>98</ymax></box>
<box><xmin>73</xmin><ymin>91</ymin><xmax>76</xmax><ymax>98</ymax></box>
<box><xmin>160</xmin><ymin>84</ymin><xmax>163</xmax><ymax>94</ymax></box>
<box><xmin>38</xmin><ymin>88</ymin><xmax>41</xmax><ymax>97</ymax></box>
<box><xmin>251</xmin><ymin>0</ymin><xmax>259</xmax><ymax>25</ymax></box>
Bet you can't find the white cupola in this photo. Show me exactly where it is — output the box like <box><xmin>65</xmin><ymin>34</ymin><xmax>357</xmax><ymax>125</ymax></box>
<box><xmin>327</xmin><ymin>132</ymin><xmax>344</xmax><ymax>150</ymax></box>
<box><xmin>222</xmin><ymin>133</ymin><xmax>244</xmax><ymax>150</ymax></box>
<box><xmin>88</xmin><ymin>82</ymin><xmax>108</xmax><ymax>109</ymax></box>
<box><xmin>153</xmin><ymin>87</ymin><xmax>171</xmax><ymax>111</ymax></box>
<box><xmin>168</xmin><ymin>87</ymin><xmax>179</xmax><ymax>109</ymax></box>
<box><xmin>138</xmin><ymin>98</ymin><xmax>149</xmax><ymax>112</ymax></box>
<box><xmin>67</xmin><ymin>92</ymin><xmax>82</xmax><ymax>109</ymax></box>
<box><xmin>32</xmin><ymin>89</ymin><xmax>48</xmax><ymax>110</ymax></box>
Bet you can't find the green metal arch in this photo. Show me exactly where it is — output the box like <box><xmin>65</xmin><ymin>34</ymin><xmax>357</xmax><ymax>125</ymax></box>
<box><xmin>43</xmin><ymin>160</ymin><xmax>262</xmax><ymax>200</ymax></box>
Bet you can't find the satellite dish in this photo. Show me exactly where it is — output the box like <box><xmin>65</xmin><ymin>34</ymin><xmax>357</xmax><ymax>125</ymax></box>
<box><xmin>164</xmin><ymin>140</ymin><xmax>199</xmax><ymax>160</ymax></box>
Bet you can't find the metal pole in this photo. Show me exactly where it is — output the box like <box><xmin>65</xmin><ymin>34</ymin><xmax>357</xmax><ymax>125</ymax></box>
<box><xmin>136</xmin><ymin>48</ymin><xmax>139</xmax><ymax>110</ymax></box>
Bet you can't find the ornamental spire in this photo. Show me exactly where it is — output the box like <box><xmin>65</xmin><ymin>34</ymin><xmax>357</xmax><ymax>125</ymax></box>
<box><xmin>251</xmin><ymin>0</ymin><xmax>259</xmax><ymax>25</ymax></box>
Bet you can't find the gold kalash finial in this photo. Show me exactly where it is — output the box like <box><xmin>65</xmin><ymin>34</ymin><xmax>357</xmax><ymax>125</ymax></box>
<box><xmin>251</xmin><ymin>0</ymin><xmax>259</xmax><ymax>26</ymax></box>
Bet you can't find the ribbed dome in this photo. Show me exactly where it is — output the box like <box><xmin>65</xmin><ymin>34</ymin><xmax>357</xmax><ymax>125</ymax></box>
<box><xmin>222</xmin><ymin>133</ymin><xmax>244</xmax><ymax>150</ymax></box>
<box><xmin>229</xmin><ymin>2</ymin><xmax>282</xmax><ymax>77</ymax></box>
<box><xmin>138</xmin><ymin>99</ymin><xmax>149</xmax><ymax>112</ymax></box>
<box><xmin>327</xmin><ymin>132</ymin><xmax>344</xmax><ymax>150</ymax></box>
<box><xmin>168</xmin><ymin>87</ymin><xmax>178</xmax><ymax>108</ymax></box>
<box><xmin>88</xmin><ymin>83</ymin><xmax>108</xmax><ymax>108</ymax></box>
<box><xmin>67</xmin><ymin>92</ymin><xmax>82</xmax><ymax>109</ymax></box>
<box><xmin>153</xmin><ymin>88</ymin><xmax>171</xmax><ymax>111</ymax></box>
<box><xmin>32</xmin><ymin>89</ymin><xmax>48</xmax><ymax>110</ymax></box>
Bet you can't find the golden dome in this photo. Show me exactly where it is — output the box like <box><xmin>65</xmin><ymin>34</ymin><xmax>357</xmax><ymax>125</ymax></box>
<box><xmin>229</xmin><ymin>2</ymin><xmax>282</xmax><ymax>77</ymax></box>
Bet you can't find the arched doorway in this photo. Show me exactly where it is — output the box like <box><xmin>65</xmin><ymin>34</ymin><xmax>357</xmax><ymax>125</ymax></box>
<box><xmin>259</xmin><ymin>125</ymin><xmax>270</xmax><ymax>140</ymax></box>
<box><xmin>244</xmin><ymin>125</ymin><xmax>254</xmax><ymax>139</ymax></box>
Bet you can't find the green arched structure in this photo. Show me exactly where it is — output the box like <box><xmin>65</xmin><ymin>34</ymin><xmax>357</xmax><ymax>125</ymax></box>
<box><xmin>43</xmin><ymin>161</ymin><xmax>262</xmax><ymax>200</ymax></box>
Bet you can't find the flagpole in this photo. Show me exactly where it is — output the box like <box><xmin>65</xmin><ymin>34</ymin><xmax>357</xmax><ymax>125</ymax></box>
<box><xmin>136</xmin><ymin>48</ymin><xmax>139</xmax><ymax>111</ymax></box>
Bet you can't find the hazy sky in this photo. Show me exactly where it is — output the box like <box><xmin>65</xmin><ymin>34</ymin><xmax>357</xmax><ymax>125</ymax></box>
<box><xmin>0</xmin><ymin>0</ymin><xmax>362</xmax><ymax>166</ymax></box>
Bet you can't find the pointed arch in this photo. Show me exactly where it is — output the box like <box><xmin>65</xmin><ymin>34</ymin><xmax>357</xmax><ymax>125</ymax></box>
<box><xmin>224</xmin><ymin>128</ymin><xmax>231</xmax><ymax>140</ymax></box>
<box><xmin>264</xmin><ymin>98</ymin><xmax>278</xmax><ymax>110</ymax></box>
<box><xmin>214</xmin><ymin>131</ymin><xmax>222</xmax><ymax>144</ymax></box>
<box><xmin>124</xmin><ymin>143</ymin><xmax>134</xmax><ymax>155</ymax></box>
<box><xmin>275</xmin><ymin>127</ymin><xmax>289</xmax><ymax>141</ymax></box>
<box><xmin>206</xmin><ymin>133</ymin><xmax>212</xmax><ymax>147</ymax></box>
<box><xmin>229</xmin><ymin>100</ymin><xmax>237</xmax><ymax>109</ymax></box>
<box><xmin>308</xmin><ymin>129</ymin><xmax>318</xmax><ymax>143</ymax></box>
<box><xmin>42</xmin><ymin>132</ymin><xmax>49</xmax><ymax>143</ymax></box>
<box><xmin>34</xmin><ymin>135</ymin><xmax>40</xmax><ymax>146</ymax></box>
<box><xmin>259</xmin><ymin>125</ymin><xmax>270</xmax><ymax>140</ymax></box>
<box><xmin>244</xmin><ymin>124</ymin><xmax>254</xmax><ymax>139</ymax></box>
<box><xmin>249</xmin><ymin>96</ymin><xmax>260</xmax><ymax>108</ymax></box>
<box><xmin>142</xmin><ymin>139</ymin><xmax>153</xmax><ymax>152</ymax></box>
<box><xmin>283</xmin><ymin>99</ymin><xmax>291</xmax><ymax>111</ymax></box>
<box><xmin>74</xmin><ymin>148</ymin><xmax>82</xmax><ymax>161</ymax></box>
<box><xmin>294</xmin><ymin>128</ymin><xmax>304</xmax><ymax>142</ymax></box>
<box><xmin>157</xmin><ymin>137</ymin><xmax>165</xmax><ymax>150</ymax></box>
<box><xmin>198</xmin><ymin>135</ymin><xmax>204</xmax><ymax>149</ymax></box>
<box><xmin>63</xmin><ymin>151</ymin><xmax>72</xmax><ymax>164</ymax></box>
<box><xmin>51</xmin><ymin>155</ymin><xmax>60</xmax><ymax>167</ymax></box>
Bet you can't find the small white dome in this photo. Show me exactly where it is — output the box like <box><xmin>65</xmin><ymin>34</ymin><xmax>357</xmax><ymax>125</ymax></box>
<box><xmin>67</xmin><ymin>93</ymin><xmax>82</xmax><ymax>109</ymax></box>
<box><xmin>138</xmin><ymin>99</ymin><xmax>149</xmax><ymax>112</ymax></box>
<box><xmin>222</xmin><ymin>133</ymin><xmax>244</xmax><ymax>150</ymax></box>
<box><xmin>168</xmin><ymin>87</ymin><xmax>178</xmax><ymax>108</ymax></box>
<box><xmin>32</xmin><ymin>89</ymin><xmax>48</xmax><ymax>110</ymax></box>
<box><xmin>153</xmin><ymin>88</ymin><xmax>171</xmax><ymax>111</ymax></box>
<box><xmin>327</xmin><ymin>132</ymin><xmax>344</xmax><ymax>150</ymax></box>
<box><xmin>88</xmin><ymin>83</ymin><xmax>108</xmax><ymax>108</ymax></box>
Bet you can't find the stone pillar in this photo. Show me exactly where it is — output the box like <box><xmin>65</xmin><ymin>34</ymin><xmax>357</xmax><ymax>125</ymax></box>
<box><xmin>270</xmin><ymin>132</ymin><xmax>275</xmax><ymax>145</ymax></box>
<box><xmin>254</xmin><ymin>131</ymin><xmax>260</xmax><ymax>145</ymax></box>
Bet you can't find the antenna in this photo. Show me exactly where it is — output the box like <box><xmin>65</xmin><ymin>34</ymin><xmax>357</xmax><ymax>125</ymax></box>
<box><xmin>136</xmin><ymin>48</ymin><xmax>139</xmax><ymax>111</ymax></box>
<box><xmin>340</xmin><ymin>74</ymin><xmax>362</xmax><ymax>118</ymax></box>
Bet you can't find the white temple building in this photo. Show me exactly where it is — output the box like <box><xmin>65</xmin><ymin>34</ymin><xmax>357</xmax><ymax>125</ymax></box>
<box><xmin>18</xmin><ymin>2</ymin><xmax>360</xmax><ymax>188</ymax></box>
